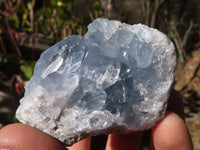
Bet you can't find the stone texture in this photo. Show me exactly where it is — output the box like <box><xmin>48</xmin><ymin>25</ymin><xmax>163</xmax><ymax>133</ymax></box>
<box><xmin>16</xmin><ymin>18</ymin><xmax>176</xmax><ymax>145</ymax></box>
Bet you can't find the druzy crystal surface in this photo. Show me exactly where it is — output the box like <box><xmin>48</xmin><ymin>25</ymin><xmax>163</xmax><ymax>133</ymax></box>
<box><xmin>16</xmin><ymin>18</ymin><xmax>176</xmax><ymax>145</ymax></box>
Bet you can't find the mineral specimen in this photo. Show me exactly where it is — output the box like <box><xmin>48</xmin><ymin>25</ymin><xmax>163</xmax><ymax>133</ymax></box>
<box><xmin>16</xmin><ymin>18</ymin><xmax>176</xmax><ymax>145</ymax></box>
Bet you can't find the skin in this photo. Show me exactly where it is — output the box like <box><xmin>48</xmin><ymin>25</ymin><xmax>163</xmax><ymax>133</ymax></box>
<box><xmin>0</xmin><ymin>92</ymin><xmax>193</xmax><ymax>150</ymax></box>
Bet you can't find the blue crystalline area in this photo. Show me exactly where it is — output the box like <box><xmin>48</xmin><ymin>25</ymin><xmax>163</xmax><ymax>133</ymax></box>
<box><xmin>74</xmin><ymin>23</ymin><xmax>156</xmax><ymax>114</ymax></box>
<box><xmin>25</xmin><ymin>18</ymin><xmax>163</xmax><ymax>124</ymax></box>
<box><xmin>25</xmin><ymin>35</ymin><xmax>86</xmax><ymax>95</ymax></box>
<box><xmin>16</xmin><ymin>18</ymin><xmax>176</xmax><ymax>145</ymax></box>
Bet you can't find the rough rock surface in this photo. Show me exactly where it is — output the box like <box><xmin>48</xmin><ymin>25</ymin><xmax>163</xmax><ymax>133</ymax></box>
<box><xmin>16</xmin><ymin>18</ymin><xmax>176</xmax><ymax>145</ymax></box>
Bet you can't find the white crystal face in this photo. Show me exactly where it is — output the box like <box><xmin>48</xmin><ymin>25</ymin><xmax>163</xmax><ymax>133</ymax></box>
<box><xmin>16</xmin><ymin>18</ymin><xmax>176</xmax><ymax>145</ymax></box>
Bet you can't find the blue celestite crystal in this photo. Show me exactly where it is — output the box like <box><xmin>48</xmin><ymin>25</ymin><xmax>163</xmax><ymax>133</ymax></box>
<box><xmin>16</xmin><ymin>18</ymin><xmax>176</xmax><ymax>145</ymax></box>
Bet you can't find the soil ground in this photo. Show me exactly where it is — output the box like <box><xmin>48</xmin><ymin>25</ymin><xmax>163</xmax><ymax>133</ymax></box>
<box><xmin>186</xmin><ymin>112</ymin><xmax>200</xmax><ymax>150</ymax></box>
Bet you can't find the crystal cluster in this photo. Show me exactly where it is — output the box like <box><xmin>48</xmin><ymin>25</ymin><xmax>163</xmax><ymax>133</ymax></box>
<box><xmin>16</xmin><ymin>18</ymin><xmax>176</xmax><ymax>145</ymax></box>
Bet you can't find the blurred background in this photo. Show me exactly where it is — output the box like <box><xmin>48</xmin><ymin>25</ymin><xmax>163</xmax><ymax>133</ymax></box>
<box><xmin>0</xmin><ymin>0</ymin><xmax>199</xmax><ymax>149</ymax></box>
